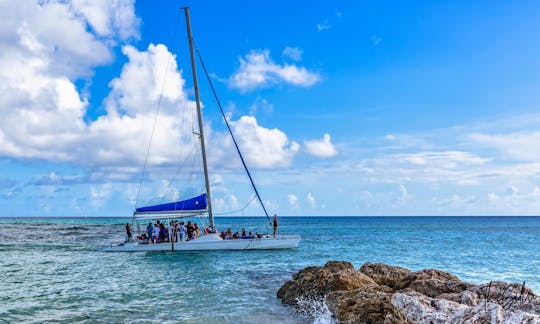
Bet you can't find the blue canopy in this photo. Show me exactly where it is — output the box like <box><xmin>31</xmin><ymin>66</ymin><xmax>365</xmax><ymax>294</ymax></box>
<box><xmin>135</xmin><ymin>193</ymin><xmax>207</xmax><ymax>214</ymax></box>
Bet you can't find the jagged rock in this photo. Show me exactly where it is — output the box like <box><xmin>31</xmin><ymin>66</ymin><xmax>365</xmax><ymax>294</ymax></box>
<box><xmin>277</xmin><ymin>261</ymin><xmax>540</xmax><ymax>324</ymax></box>
<box><xmin>328</xmin><ymin>289</ymin><xmax>409</xmax><ymax>323</ymax></box>
<box><xmin>276</xmin><ymin>261</ymin><xmax>375</xmax><ymax>308</ymax></box>
<box><xmin>392</xmin><ymin>291</ymin><xmax>540</xmax><ymax>324</ymax></box>
<box><xmin>360</xmin><ymin>262</ymin><xmax>412</xmax><ymax>290</ymax></box>
<box><xmin>397</xmin><ymin>269</ymin><xmax>475</xmax><ymax>298</ymax></box>
<box><xmin>391</xmin><ymin>291</ymin><xmax>467</xmax><ymax>323</ymax></box>
<box><xmin>474</xmin><ymin>281</ymin><xmax>540</xmax><ymax>315</ymax></box>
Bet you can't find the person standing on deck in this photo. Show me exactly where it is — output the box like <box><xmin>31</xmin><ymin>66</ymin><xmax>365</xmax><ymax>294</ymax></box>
<box><xmin>179</xmin><ymin>222</ymin><xmax>186</xmax><ymax>242</ymax></box>
<box><xmin>146</xmin><ymin>222</ymin><xmax>154</xmax><ymax>244</ymax></box>
<box><xmin>125</xmin><ymin>223</ymin><xmax>132</xmax><ymax>242</ymax></box>
<box><xmin>273</xmin><ymin>214</ymin><xmax>278</xmax><ymax>238</ymax></box>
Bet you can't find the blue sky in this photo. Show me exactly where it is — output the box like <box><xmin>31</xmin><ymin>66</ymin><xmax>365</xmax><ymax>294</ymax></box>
<box><xmin>1</xmin><ymin>0</ymin><xmax>540</xmax><ymax>216</ymax></box>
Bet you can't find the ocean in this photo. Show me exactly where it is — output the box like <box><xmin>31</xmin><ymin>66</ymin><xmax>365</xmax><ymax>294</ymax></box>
<box><xmin>1</xmin><ymin>216</ymin><xmax>539</xmax><ymax>323</ymax></box>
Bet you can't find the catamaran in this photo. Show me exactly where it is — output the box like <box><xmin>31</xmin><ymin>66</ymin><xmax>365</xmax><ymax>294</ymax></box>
<box><xmin>104</xmin><ymin>8</ymin><xmax>300</xmax><ymax>252</ymax></box>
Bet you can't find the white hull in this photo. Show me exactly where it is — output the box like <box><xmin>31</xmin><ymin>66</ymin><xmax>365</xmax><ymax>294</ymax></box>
<box><xmin>104</xmin><ymin>233</ymin><xmax>300</xmax><ymax>252</ymax></box>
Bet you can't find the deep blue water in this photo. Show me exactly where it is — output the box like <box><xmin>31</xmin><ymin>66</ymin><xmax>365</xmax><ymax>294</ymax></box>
<box><xmin>1</xmin><ymin>216</ymin><xmax>539</xmax><ymax>323</ymax></box>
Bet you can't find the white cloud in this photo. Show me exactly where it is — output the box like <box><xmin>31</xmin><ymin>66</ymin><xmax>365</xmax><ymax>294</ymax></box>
<box><xmin>282</xmin><ymin>47</ymin><xmax>303</xmax><ymax>61</ymax></box>
<box><xmin>469</xmin><ymin>131</ymin><xmax>540</xmax><ymax>162</ymax></box>
<box><xmin>0</xmin><ymin>0</ymin><xmax>145</xmax><ymax>167</ymax></box>
<box><xmin>0</xmin><ymin>2</ymin><xmax>305</xmax><ymax>191</ymax></box>
<box><xmin>287</xmin><ymin>194</ymin><xmax>298</xmax><ymax>206</ymax></box>
<box><xmin>71</xmin><ymin>0</ymin><xmax>139</xmax><ymax>40</ymax></box>
<box><xmin>396</xmin><ymin>151</ymin><xmax>489</xmax><ymax>168</ymax></box>
<box><xmin>306</xmin><ymin>192</ymin><xmax>316</xmax><ymax>208</ymax></box>
<box><xmin>0</xmin><ymin>39</ymin><xmax>198</xmax><ymax>179</ymax></box>
<box><xmin>304</xmin><ymin>133</ymin><xmax>338</xmax><ymax>158</ymax></box>
<box><xmin>228</xmin><ymin>49</ymin><xmax>320</xmax><ymax>92</ymax></box>
<box><xmin>211</xmin><ymin>115</ymin><xmax>300</xmax><ymax>169</ymax></box>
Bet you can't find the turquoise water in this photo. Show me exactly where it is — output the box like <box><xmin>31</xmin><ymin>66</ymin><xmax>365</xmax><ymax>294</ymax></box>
<box><xmin>1</xmin><ymin>216</ymin><xmax>539</xmax><ymax>323</ymax></box>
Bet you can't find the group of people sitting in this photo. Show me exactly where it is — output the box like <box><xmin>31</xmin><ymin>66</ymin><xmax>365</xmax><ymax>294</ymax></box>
<box><xmin>219</xmin><ymin>228</ymin><xmax>262</xmax><ymax>240</ymax></box>
<box><xmin>132</xmin><ymin>220</ymin><xmax>263</xmax><ymax>244</ymax></box>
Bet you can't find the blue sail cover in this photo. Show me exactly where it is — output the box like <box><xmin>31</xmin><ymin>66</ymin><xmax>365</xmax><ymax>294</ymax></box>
<box><xmin>136</xmin><ymin>193</ymin><xmax>207</xmax><ymax>214</ymax></box>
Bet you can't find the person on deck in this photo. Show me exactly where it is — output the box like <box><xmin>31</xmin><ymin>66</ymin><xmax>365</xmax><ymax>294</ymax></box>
<box><xmin>273</xmin><ymin>214</ymin><xmax>278</xmax><ymax>238</ymax></box>
<box><xmin>159</xmin><ymin>223</ymin><xmax>166</xmax><ymax>242</ymax></box>
<box><xmin>194</xmin><ymin>223</ymin><xmax>200</xmax><ymax>238</ymax></box>
<box><xmin>179</xmin><ymin>222</ymin><xmax>186</xmax><ymax>242</ymax></box>
<box><xmin>186</xmin><ymin>221</ymin><xmax>194</xmax><ymax>241</ymax></box>
<box><xmin>153</xmin><ymin>223</ymin><xmax>159</xmax><ymax>243</ymax></box>
<box><xmin>125</xmin><ymin>223</ymin><xmax>132</xmax><ymax>242</ymax></box>
<box><xmin>146</xmin><ymin>222</ymin><xmax>154</xmax><ymax>244</ymax></box>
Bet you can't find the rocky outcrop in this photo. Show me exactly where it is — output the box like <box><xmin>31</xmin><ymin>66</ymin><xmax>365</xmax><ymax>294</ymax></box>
<box><xmin>277</xmin><ymin>261</ymin><xmax>540</xmax><ymax>323</ymax></box>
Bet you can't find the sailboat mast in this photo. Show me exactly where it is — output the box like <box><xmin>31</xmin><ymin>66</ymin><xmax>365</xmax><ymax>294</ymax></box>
<box><xmin>183</xmin><ymin>7</ymin><xmax>214</xmax><ymax>227</ymax></box>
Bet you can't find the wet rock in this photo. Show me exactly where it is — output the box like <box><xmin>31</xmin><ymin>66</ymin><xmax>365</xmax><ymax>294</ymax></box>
<box><xmin>277</xmin><ymin>261</ymin><xmax>540</xmax><ymax>324</ymax></box>
<box><xmin>276</xmin><ymin>261</ymin><xmax>375</xmax><ymax>308</ymax></box>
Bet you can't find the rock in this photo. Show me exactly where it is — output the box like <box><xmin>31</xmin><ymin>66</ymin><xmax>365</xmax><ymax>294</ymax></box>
<box><xmin>474</xmin><ymin>281</ymin><xmax>540</xmax><ymax>315</ymax></box>
<box><xmin>276</xmin><ymin>261</ymin><xmax>375</xmax><ymax>309</ymax></box>
<box><xmin>277</xmin><ymin>261</ymin><xmax>540</xmax><ymax>324</ymax></box>
<box><xmin>397</xmin><ymin>269</ymin><xmax>475</xmax><ymax>298</ymax></box>
<box><xmin>328</xmin><ymin>289</ymin><xmax>409</xmax><ymax>323</ymax></box>
<box><xmin>324</xmin><ymin>261</ymin><xmax>355</xmax><ymax>272</ymax></box>
<box><xmin>360</xmin><ymin>262</ymin><xmax>412</xmax><ymax>290</ymax></box>
<box><xmin>391</xmin><ymin>291</ymin><xmax>467</xmax><ymax>323</ymax></box>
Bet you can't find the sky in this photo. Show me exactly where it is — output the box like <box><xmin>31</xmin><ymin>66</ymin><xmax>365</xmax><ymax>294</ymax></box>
<box><xmin>1</xmin><ymin>0</ymin><xmax>540</xmax><ymax>216</ymax></box>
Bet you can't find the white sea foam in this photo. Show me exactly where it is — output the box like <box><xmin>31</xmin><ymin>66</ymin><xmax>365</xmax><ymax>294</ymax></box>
<box><xmin>294</xmin><ymin>296</ymin><xmax>335</xmax><ymax>324</ymax></box>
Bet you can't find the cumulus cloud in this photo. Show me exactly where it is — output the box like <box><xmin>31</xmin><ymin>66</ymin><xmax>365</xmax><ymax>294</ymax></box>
<box><xmin>0</xmin><ymin>2</ymin><xmax>305</xmax><ymax>187</ymax></box>
<box><xmin>71</xmin><ymin>0</ymin><xmax>139</xmax><ymax>40</ymax></box>
<box><xmin>0</xmin><ymin>37</ymin><xmax>196</xmax><ymax>179</ymax></box>
<box><xmin>211</xmin><ymin>115</ymin><xmax>300</xmax><ymax>169</ymax></box>
<box><xmin>0</xmin><ymin>0</ymin><xmax>145</xmax><ymax>166</ymax></box>
<box><xmin>304</xmin><ymin>133</ymin><xmax>337</xmax><ymax>158</ymax></box>
<box><xmin>228</xmin><ymin>49</ymin><xmax>320</xmax><ymax>92</ymax></box>
<box><xmin>287</xmin><ymin>194</ymin><xmax>298</xmax><ymax>206</ymax></box>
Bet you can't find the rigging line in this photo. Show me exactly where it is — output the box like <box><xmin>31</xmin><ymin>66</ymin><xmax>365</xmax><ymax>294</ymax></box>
<box><xmin>195</xmin><ymin>46</ymin><xmax>271</xmax><ymax>221</ymax></box>
<box><xmin>133</xmin><ymin>12</ymin><xmax>182</xmax><ymax>220</ymax></box>
<box><xmin>213</xmin><ymin>195</ymin><xmax>257</xmax><ymax>215</ymax></box>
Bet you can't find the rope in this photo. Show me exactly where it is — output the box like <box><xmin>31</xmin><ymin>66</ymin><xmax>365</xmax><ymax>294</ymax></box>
<box><xmin>194</xmin><ymin>46</ymin><xmax>271</xmax><ymax>221</ymax></box>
